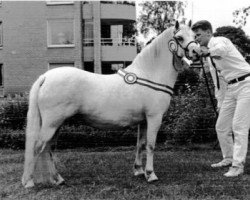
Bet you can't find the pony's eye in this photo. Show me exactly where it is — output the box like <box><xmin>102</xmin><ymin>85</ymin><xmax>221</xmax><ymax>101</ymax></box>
<box><xmin>176</xmin><ymin>37</ymin><xmax>184</xmax><ymax>42</ymax></box>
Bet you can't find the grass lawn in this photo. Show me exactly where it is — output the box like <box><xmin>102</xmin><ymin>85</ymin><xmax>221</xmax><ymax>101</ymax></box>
<box><xmin>0</xmin><ymin>145</ymin><xmax>250</xmax><ymax>200</ymax></box>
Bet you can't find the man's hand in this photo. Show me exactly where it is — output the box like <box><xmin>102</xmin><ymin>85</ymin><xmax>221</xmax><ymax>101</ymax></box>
<box><xmin>191</xmin><ymin>46</ymin><xmax>210</xmax><ymax>57</ymax></box>
<box><xmin>200</xmin><ymin>46</ymin><xmax>210</xmax><ymax>57</ymax></box>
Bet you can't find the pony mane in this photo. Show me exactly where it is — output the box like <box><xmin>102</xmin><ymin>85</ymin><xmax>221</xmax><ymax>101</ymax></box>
<box><xmin>132</xmin><ymin>27</ymin><xmax>174</xmax><ymax>68</ymax></box>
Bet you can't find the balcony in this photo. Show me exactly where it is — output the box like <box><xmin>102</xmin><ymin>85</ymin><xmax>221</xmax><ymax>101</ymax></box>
<box><xmin>83</xmin><ymin>37</ymin><xmax>137</xmax><ymax>62</ymax></box>
<box><xmin>82</xmin><ymin>1</ymin><xmax>136</xmax><ymax>22</ymax></box>
<box><xmin>100</xmin><ymin>2</ymin><xmax>136</xmax><ymax>22</ymax></box>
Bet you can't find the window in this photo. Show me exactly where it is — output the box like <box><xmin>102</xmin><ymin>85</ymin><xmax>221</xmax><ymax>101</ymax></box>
<box><xmin>111</xmin><ymin>63</ymin><xmax>123</xmax><ymax>71</ymax></box>
<box><xmin>83</xmin><ymin>20</ymin><xmax>93</xmax><ymax>46</ymax></box>
<box><xmin>47</xmin><ymin>19</ymin><xmax>74</xmax><ymax>47</ymax></box>
<box><xmin>102</xmin><ymin>62</ymin><xmax>124</xmax><ymax>74</ymax></box>
<box><xmin>48</xmin><ymin>63</ymin><xmax>74</xmax><ymax>70</ymax></box>
<box><xmin>0</xmin><ymin>22</ymin><xmax>2</xmax><ymax>47</ymax></box>
<box><xmin>111</xmin><ymin>25</ymin><xmax>123</xmax><ymax>46</ymax></box>
<box><xmin>84</xmin><ymin>62</ymin><xmax>94</xmax><ymax>72</ymax></box>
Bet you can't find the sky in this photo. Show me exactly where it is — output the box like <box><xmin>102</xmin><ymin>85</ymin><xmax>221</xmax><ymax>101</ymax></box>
<box><xmin>136</xmin><ymin>0</ymin><xmax>250</xmax><ymax>43</ymax></box>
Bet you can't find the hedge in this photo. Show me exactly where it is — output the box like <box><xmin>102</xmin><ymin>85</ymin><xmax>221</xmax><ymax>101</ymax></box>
<box><xmin>0</xmin><ymin>71</ymin><xmax>219</xmax><ymax>149</ymax></box>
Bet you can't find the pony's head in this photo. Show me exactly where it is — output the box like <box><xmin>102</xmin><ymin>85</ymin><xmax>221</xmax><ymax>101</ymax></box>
<box><xmin>133</xmin><ymin>21</ymin><xmax>198</xmax><ymax>74</ymax></box>
<box><xmin>171</xmin><ymin>20</ymin><xmax>198</xmax><ymax>61</ymax></box>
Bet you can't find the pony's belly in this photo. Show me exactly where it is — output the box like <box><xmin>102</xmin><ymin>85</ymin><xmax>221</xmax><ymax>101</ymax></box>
<box><xmin>82</xmin><ymin>111</ymin><xmax>144</xmax><ymax>129</ymax></box>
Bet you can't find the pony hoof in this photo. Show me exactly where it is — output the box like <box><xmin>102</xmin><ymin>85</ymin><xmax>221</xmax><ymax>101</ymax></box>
<box><xmin>134</xmin><ymin>168</ymin><xmax>145</xmax><ymax>176</ymax></box>
<box><xmin>23</xmin><ymin>179</ymin><xmax>35</xmax><ymax>188</ymax></box>
<box><xmin>134</xmin><ymin>164</ymin><xmax>144</xmax><ymax>176</ymax></box>
<box><xmin>55</xmin><ymin>175</ymin><xmax>65</xmax><ymax>185</ymax></box>
<box><xmin>145</xmin><ymin>171</ymin><xmax>158</xmax><ymax>182</ymax></box>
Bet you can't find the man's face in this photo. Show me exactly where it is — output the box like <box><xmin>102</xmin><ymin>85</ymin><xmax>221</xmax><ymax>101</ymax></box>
<box><xmin>193</xmin><ymin>28</ymin><xmax>211</xmax><ymax>46</ymax></box>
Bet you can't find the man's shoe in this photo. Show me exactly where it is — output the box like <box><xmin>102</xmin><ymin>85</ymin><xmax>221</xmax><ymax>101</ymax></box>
<box><xmin>224</xmin><ymin>166</ymin><xmax>244</xmax><ymax>177</ymax></box>
<box><xmin>211</xmin><ymin>159</ymin><xmax>232</xmax><ymax>168</ymax></box>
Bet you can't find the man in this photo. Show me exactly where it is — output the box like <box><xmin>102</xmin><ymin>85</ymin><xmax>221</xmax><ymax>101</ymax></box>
<box><xmin>191</xmin><ymin>20</ymin><xmax>250</xmax><ymax>177</ymax></box>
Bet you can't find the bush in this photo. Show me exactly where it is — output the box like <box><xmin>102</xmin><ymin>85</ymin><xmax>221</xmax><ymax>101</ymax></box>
<box><xmin>56</xmin><ymin>125</ymin><xmax>138</xmax><ymax>149</ymax></box>
<box><xmin>0</xmin><ymin>73</ymin><xmax>219</xmax><ymax>149</ymax></box>
<box><xmin>0</xmin><ymin>94</ymin><xmax>28</xmax><ymax>130</ymax></box>
<box><xmin>0</xmin><ymin>129</ymin><xmax>25</xmax><ymax>150</ymax></box>
<box><xmin>162</xmin><ymin>76</ymin><xmax>218</xmax><ymax>144</ymax></box>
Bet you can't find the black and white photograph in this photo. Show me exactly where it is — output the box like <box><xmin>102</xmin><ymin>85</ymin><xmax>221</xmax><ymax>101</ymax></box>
<box><xmin>0</xmin><ymin>0</ymin><xmax>250</xmax><ymax>199</ymax></box>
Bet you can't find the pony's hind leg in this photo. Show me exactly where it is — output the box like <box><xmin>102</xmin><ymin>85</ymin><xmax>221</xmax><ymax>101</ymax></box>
<box><xmin>33</xmin><ymin>125</ymin><xmax>64</xmax><ymax>186</ymax></box>
<box><xmin>134</xmin><ymin>123</ymin><xmax>146</xmax><ymax>176</ymax></box>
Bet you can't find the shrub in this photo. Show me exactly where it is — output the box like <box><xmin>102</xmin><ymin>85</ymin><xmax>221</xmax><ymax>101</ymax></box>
<box><xmin>0</xmin><ymin>94</ymin><xmax>28</xmax><ymax>130</ymax></box>
<box><xmin>162</xmin><ymin>76</ymin><xmax>218</xmax><ymax>144</ymax></box>
<box><xmin>0</xmin><ymin>129</ymin><xmax>25</xmax><ymax>150</ymax></box>
<box><xmin>0</xmin><ymin>72</ymin><xmax>219</xmax><ymax>149</ymax></box>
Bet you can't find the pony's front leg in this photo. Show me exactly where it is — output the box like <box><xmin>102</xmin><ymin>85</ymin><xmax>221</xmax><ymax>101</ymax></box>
<box><xmin>145</xmin><ymin>114</ymin><xmax>162</xmax><ymax>182</ymax></box>
<box><xmin>134</xmin><ymin>122</ymin><xmax>146</xmax><ymax>176</ymax></box>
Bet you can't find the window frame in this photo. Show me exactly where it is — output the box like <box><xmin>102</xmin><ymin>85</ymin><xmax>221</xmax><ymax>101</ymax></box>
<box><xmin>83</xmin><ymin>20</ymin><xmax>94</xmax><ymax>47</ymax></box>
<box><xmin>48</xmin><ymin>62</ymin><xmax>75</xmax><ymax>70</ymax></box>
<box><xmin>46</xmin><ymin>0</ymin><xmax>74</xmax><ymax>5</ymax></box>
<box><xmin>47</xmin><ymin>18</ymin><xmax>75</xmax><ymax>48</ymax></box>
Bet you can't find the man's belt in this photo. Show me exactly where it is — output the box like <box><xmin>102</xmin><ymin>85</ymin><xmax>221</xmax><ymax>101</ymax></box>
<box><xmin>228</xmin><ymin>73</ymin><xmax>250</xmax><ymax>85</ymax></box>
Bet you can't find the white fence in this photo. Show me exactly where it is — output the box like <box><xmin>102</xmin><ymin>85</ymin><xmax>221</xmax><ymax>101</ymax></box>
<box><xmin>83</xmin><ymin>37</ymin><xmax>136</xmax><ymax>46</ymax></box>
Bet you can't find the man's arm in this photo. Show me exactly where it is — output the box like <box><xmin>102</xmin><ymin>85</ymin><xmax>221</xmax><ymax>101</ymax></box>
<box><xmin>196</xmin><ymin>38</ymin><xmax>229</xmax><ymax>58</ymax></box>
<box><xmin>209</xmin><ymin>39</ymin><xmax>228</xmax><ymax>58</ymax></box>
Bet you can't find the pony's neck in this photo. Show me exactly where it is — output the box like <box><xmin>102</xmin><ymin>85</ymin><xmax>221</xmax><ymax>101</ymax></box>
<box><xmin>127</xmin><ymin>28</ymin><xmax>178</xmax><ymax>88</ymax></box>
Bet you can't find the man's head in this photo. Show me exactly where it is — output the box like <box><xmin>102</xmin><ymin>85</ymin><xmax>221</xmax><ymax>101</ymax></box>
<box><xmin>192</xmin><ymin>20</ymin><xmax>213</xmax><ymax>46</ymax></box>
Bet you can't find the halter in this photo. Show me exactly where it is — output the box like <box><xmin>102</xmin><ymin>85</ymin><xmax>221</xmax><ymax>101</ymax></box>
<box><xmin>172</xmin><ymin>28</ymin><xmax>197</xmax><ymax>60</ymax></box>
<box><xmin>168</xmin><ymin>29</ymin><xmax>197</xmax><ymax>71</ymax></box>
<box><xmin>117</xmin><ymin>68</ymin><xmax>174</xmax><ymax>96</ymax></box>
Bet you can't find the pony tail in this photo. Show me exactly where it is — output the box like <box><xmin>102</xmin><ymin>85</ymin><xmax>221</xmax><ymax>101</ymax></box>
<box><xmin>22</xmin><ymin>75</ymin><xmax>46</xmax><ymax>187</ymax></box>
<box><xmin>26</xmin><ymin>75</ymin><xmax>45</xmax><ymax>138</ymax></box>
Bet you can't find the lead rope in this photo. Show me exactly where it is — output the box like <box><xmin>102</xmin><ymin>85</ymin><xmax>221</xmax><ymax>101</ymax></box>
<box><xmin>200</xmin><ymin>57</ymin><xmax>218</xmax><ymax>118</ymax></box>
<box><xmin>199</xmin><ymin>57</ymin><xmax>219</xmax><ymax>149</ymax></box>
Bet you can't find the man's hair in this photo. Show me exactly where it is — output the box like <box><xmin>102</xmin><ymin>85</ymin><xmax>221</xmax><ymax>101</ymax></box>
<box><xmin>191</xmin><ymin>20</ymin><xmax>213</xmax><ymax>33</ymax></box>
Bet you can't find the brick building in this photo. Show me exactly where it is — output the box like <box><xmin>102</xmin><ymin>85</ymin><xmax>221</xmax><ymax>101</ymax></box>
<box><xmin>0</xmin><ymin>1</ymin><xmax>136</xmax><ymax>96</ymax></box>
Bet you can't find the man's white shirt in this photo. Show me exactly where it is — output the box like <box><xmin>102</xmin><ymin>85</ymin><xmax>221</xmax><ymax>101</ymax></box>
<box><xmin>208</xmin><ymin>36</ymin><xmax>250</xmax><ymax>82</ymax></box>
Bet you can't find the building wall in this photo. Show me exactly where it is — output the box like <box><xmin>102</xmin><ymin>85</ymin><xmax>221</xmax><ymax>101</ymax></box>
<box><xmin>0</xmin><ymin>1</ymin><xmax>82</xmax><ymax>95</ymax></box>
<box><xmin>0</xmin><ymin>1</ymin><xmax>136</xmax><ymax>96</ymax></box>
<box><xmin>82</xmin><ymin>1</ymin><xmax>137</xmax><ymax>74</ymax></box>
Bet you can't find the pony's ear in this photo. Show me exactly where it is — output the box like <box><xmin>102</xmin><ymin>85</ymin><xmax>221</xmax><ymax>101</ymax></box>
<box><xmin>188</xmin><ymin>20</ymin><xmax>192</xmax><ymax>28</ymax></box>
<box><xmin>175</xmin><ymin>21</ymin><xmax>179</xmax><ymax>30</ymax></box>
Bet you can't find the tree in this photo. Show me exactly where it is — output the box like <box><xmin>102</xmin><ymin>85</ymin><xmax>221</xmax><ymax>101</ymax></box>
<box><xmin>214</xmin><ymin>26</ymin><xmax>250</xmax><ymax>57</ymax></box>
<box><xmin>137</xmin><ymin>1</ymin><xmax>186</xmax><ymax>37</ymax></box>
<box><xmin>233</xmin><ymin>6</ymin><xmax>250</xmax><ymax>27</ymax></box>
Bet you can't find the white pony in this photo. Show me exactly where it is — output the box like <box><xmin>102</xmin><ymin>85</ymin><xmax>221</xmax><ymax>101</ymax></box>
<box><xmin>22</xmin><ymin>21</ymin><xmax>197</xmax><ymax>188</ymax></box>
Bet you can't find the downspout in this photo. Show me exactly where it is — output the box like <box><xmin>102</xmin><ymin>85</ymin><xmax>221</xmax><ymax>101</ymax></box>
<box><xmin>93</xmin><ymin>1</ymin><xmax>101</xmax><ymax>74</ymax></box>
<box><xmin>79</xmin><ymin>1</ymin><xmax>84</xmax><ymax>70</ymax></box>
